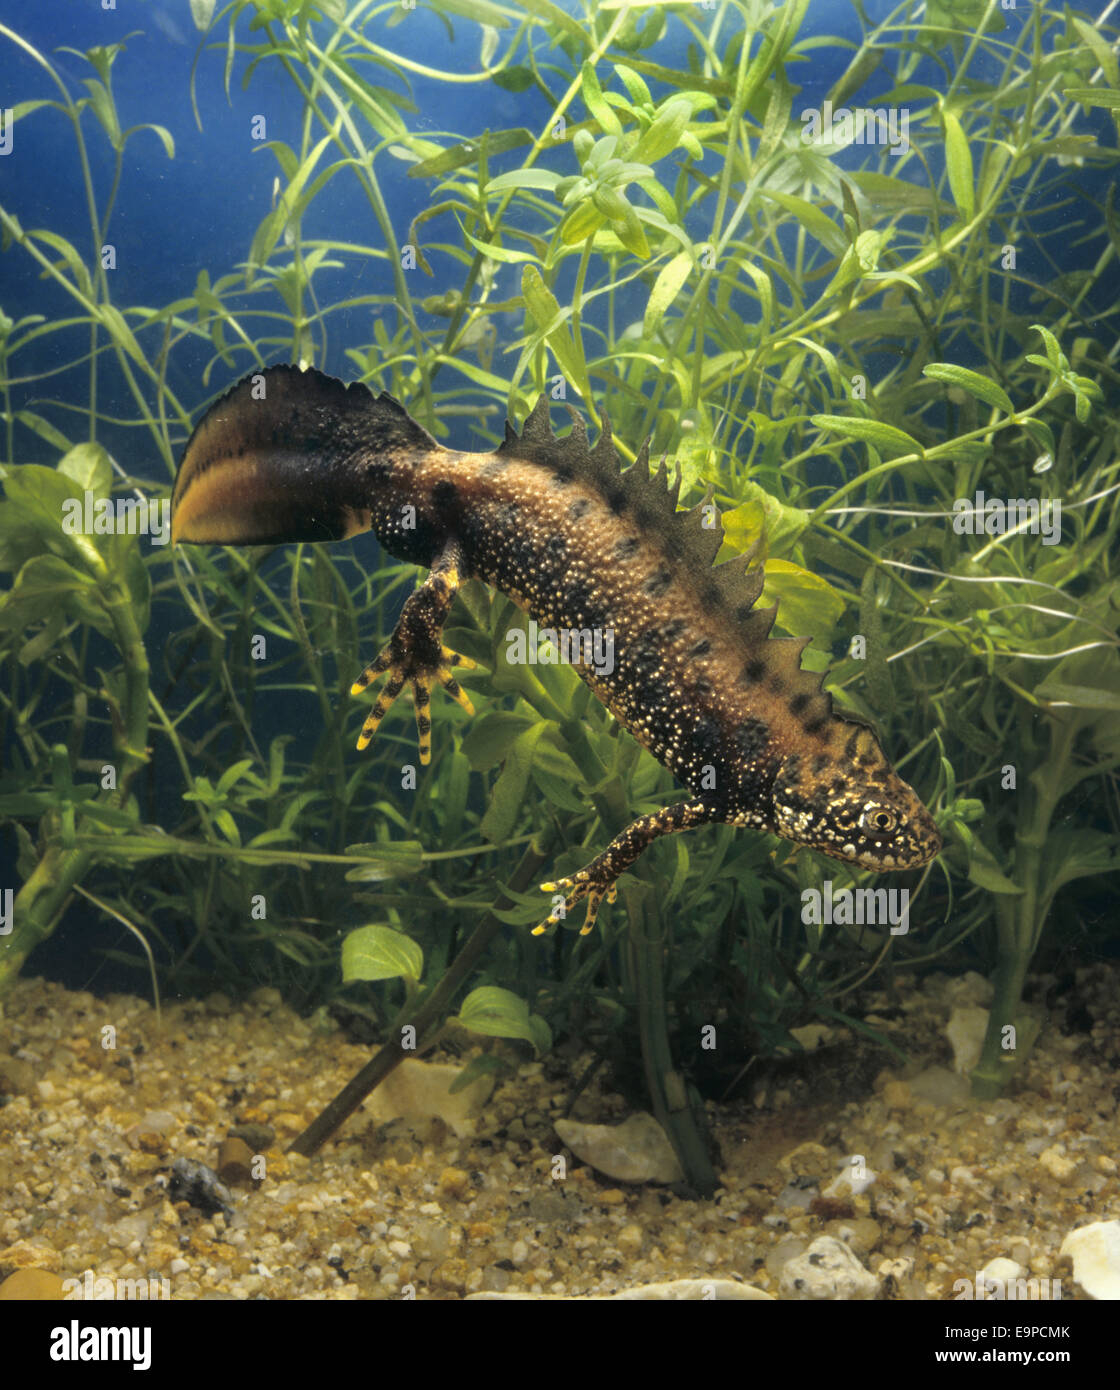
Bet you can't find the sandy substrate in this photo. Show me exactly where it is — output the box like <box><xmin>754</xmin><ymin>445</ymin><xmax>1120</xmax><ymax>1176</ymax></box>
<box><xmin>1</xmin><ymin>963</ymin><xmax>1116</xmax><ymax>1300</ymax></box>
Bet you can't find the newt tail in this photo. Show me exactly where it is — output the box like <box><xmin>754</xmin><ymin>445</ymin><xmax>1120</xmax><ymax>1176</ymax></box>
<box><xmin>172</xmin><ymin>365</ymin><xmax>941</xmax><ymax>934</ymax></box>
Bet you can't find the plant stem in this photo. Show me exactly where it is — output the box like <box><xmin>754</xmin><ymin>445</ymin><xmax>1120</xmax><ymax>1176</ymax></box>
<box><xmin>629</xmin><ymin>883</ymin><xmax>718</xmax><ymax>1198</ymax></box>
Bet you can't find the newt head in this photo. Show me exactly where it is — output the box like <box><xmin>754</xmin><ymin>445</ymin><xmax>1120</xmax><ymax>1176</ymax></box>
<box><xmin>771</xmin><ymin>724</ymin><xmax>942</xmax><ymax>871</ymax></box>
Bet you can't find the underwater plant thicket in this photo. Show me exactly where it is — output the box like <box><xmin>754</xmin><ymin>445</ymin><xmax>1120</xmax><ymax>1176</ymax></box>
<box><xmin>1</xmin><ymin>0</ymin><xmax>1118</xmax><ymax>1139</ymax></box>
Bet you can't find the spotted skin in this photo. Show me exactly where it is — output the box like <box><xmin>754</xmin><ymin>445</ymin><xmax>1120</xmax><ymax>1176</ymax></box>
<box><xmin>172</xmin><ymin>365</ymin><xmax>942</xmax><ymax>933</ymax></box>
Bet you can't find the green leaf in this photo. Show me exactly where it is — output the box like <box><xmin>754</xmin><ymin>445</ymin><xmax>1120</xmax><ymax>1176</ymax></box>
<box><xmin>492</xmin><ymin>66</ymin><xmax>535</xmax><ymax>93</ymax></box>
<box><xmin>247</xmin><ymin>207</ymin><xmax>284</xmax><ymax>282</ymax></box>
<box><xmin>721</xmin><ymin>488</ymin><xmax>808</xmax><ymax>557</ymax></box>
<box><xmin>631</xmin><ymin>96</ymin><xmax>691</xmax><ymax>163</ymax></box>
<box><xmin>15</xmin><ymin>412</ymin><xmax>71</xmax><ymax>453</ymax></box>
<box><xmin>941</xmin><ymin>107</ymin><xmax>975</xmax><ymax>221</ymax></box>
<box><xmin>455</xmin><ymin>985</ymin><xmax>541</xmax><ymax>1049</ymax></box>
<box><xmin>1040</xmin><ymin>829</ymin><xmax>1119</xmax><ymax>898</ymax></box>
<box><xmin>126</xmin><ymin>123</ymin><xmax>175</xmax><ymax>160</ymax></box>
<box><xmin>742</xmin><ymin>260</ymin><xmax>774</xmax><ymax>338</ymax></box>
<box><xmin>0</xmin><ymin>791</ymin><xmax>59</xmax><ymax>817</ymax></box>
<box><xmin>480</xmin><ymin>722</ymin><xmax>546</xmax><ymax>843</ymax></box>
<box><xmin>9</xmin><ymin>100</ymin><xmax>55</xmax><ymax>123</ymax></box>
<box><xmin>611</xmin><ymin>200</ymin><xmax>650</xmax><ymax>259</ymax></box>
<box><xmin>82</xmin><ymin>78</ymin><xmax>121</xmax><ymax>151</ymax></box>
<box><xmin>408</xmin><ymin>128</ymin><xmax>534</xmax><ymax>178</ymax></box>
<box><xmin>515</xmin><ymin>0</ymin><xmax>592</xmax><ymax>50</ymax></box>
<box><xmin>521</xmin><ymin>264</ymin><xmax>586</xmax><ymax>392</ymax></box>
<box><xmin>827</xmin><ymin>45</ymin><xmax>882</xmax><ymax>108</ymax></box>
<box><xmin>560</xmin><ymin>199</ymin><xmax>605</xmax><ymax>245</ymax></box>
<box><xmin>811</xmin><ymin>414</ymin><xmax>923</xmax><ymax>458</ymax></box>
<box><xmin>761</xmin><ymin>191</ymin><xmax>847</xmax><ymax>255</ymax></box>
<box><xmin>615</xmin><ymin>63</ymin><xmax>652</xmax><ymax>108</ymax></box>
<box><xmin>1070</xmin><ymin>18</ymin><xmax>1120</xmax><ymax>90</ymax></box>
<box><xmin>98</xmin><ymin>304</ymin><xmax>146</xmax><ymax>367</ymax></box>
<box><xmin>461</xmin><ymin>711</ymin><xmax>536</xmax><ymax>770</ymax></box>
<box><xmin>58</xmin><ymin>441</ymin><xmax>112</xmax><ymax>496</ymax></box>
<box><xmin>341</xmin><ymin>924</ymin><xmax>424</xmax><ymax>983</ymax></box>
<box><xmin>1030</xmin><ymin>323</ymin><xmax>1065</xmax><ymax>370</ymax></box>
<box><xmin>643</xmin><ymin>250</ymin><xmax>693</xmax><ymax>335</ymax></box>
<box><xmin>761</xmin><ymin>559</ymin><xmax>845</xmax><ymax>642</ymax></box>
<box><xmin>486</xmin><ymin>167</ymin><xmax>561</xmax><ymax>193</ymax></box>
<box><xmin>580</xmin><ymin>61</ymin><xmax>622</xmax><ymax>135</ymax></box>
<box><xmin>77</xmin><ymin>801</ymin><xmax>141</xmax><ymax>831</ymax></box>
<box><xmin>0</xmin><ymin>465</ymin><xmax>108</xmax><ymax>579</ymax></box>
<box><xmin>215</xmin><ymin>757</ymin><xmax>257</xmax><ymax>796</ymax></box>
<box><xmin>850</xmin><ymin>170</ymin><xmax>950</xmax><ymax>215</ymax></box>
<box><xmin>967</xmin><ymin>841</ymin><xmax>1023</xmax><ymax>895</ymax></box>
<box><xmin>1035</xmin><ymin>680</ymin><xmax>1120</xmax><ymax>712</ymax></box>
<box><xmin>0</xmin><ymin>554</ymin><xmax>97</xmax><ymax>636</ymax></box>
<box><xmin>31</xmin><ymin>230</ymin><xmax>92</xmax><ymax>299</ymax></box>
<box><xmin>923</xmin><ymin>363</ymin><xmax>1014</xmax><ymax>415</ymax></box>
<box><xmin>1064</xmin><ymin>88</ymin><xmax>1120</xmax><ymax>112</ymax></box>
<box><xmin>460</xmin><ymin>223</ymin><xmax>538</xmax><ymax>264</ymax></box>
<box><xmin>343</xmin><ymin>840</ymin><xmax>425</xmax><ymax>881</ymax></box>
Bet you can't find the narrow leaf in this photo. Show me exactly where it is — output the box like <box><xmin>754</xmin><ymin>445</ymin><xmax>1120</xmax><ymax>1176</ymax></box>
<box><xmin>923</xmin><ymin>363</ymin><xmax>1014</xmax><ymax>415</ymax></box>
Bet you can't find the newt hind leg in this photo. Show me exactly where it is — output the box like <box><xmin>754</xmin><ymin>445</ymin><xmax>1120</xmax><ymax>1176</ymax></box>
<box><xmin>534</xmin><ymin>798</ymin><xmax>716</xmax><ymax>936</ymax></box>
<box><xmin>352</xmin><ymin>538</ymin><xmax>476</xmax><ymax>763</ymax></box>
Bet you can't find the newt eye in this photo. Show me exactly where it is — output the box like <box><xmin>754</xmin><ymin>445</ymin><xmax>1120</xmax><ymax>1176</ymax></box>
<box><xmin>862</xmin><ymin>805</ymin><xmax>896</xmax><ymax>834</ymax></box>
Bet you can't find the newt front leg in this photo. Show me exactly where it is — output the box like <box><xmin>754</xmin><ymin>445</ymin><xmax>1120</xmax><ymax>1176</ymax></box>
<box><xmin>534</xmin><ymin>797</ymin><xmax>717</xmax><ymax>936</ymax></box>
<box><xmin>351</xmin><ymin>538</ymin><xmax>476</xmax><ymax>763</ymax></box>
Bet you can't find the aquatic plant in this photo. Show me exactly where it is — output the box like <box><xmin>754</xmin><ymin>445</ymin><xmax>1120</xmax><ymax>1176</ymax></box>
<box><xmin>1</xmin><ymin>1</ymin><xmax>1118</xmax><ymax>1189</ymax></box>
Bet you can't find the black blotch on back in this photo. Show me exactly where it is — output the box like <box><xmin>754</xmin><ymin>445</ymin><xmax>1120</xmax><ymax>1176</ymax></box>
<box><xmin>644</xmin><ymin>567</ymin><xmax>672</xmax><ymax>598</ymax></box>
<box><xmin>735</xmin><ymin>718</ymin><xmax>770</xmax><ymax>759</ymax></box>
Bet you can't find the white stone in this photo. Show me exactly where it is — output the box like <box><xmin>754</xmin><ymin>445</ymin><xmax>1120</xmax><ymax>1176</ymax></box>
<box><xmin>1039</xmin><ymin>1146</ymin><xmax>1077</xmax><ymax>1183</ymax></box>
<box><xmin>946</xmin><ymin>1005</ymin><xmax>989</xmax><ymax>1074</ymax></box>
<box><xmin>779</xmin><ymin>1236</ymin><xmax>878</xmax><ymax>1300</ymax></box>
<box><xmin>1060</xmin><ymin>1221</ymin><xmax>1120</xmax><ymax>1299</ymax></box>
<box><xmin>363</xmin><ymin>1059</ymin><xmax>494</xmax><ymax>1138</ymax></box>
<box><xmin>944</xmin><ymin>971</ymin><xmax>994</xmax><ymax>1007</ymax></box>
<box><xmin>823</xmin><ymin>1157</ymin><xmax>876</xmax><ymax>1198</ymax></box>
<box><xmin>976</xmin><ymin>1257</ymin><xmax>1026</xmax><ymax>1297</ymax></box>
<box><xmin>554</xmin><ymin>1112</ymin><xmax>684</xmax><ymax>1184</ymax></box>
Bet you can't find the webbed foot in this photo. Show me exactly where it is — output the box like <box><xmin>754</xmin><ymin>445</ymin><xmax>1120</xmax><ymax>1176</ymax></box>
<box><xmin>351</xmin><ymin>541</ymin><xmax>475</xmax><ymax>763</ymax></box>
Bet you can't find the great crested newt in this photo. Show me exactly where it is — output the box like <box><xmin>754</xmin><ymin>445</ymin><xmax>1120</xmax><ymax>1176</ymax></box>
<box><xmin>171</xmin><ymin>365</ymin><xmax>941</xmax><ymax>934</ymax></box>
